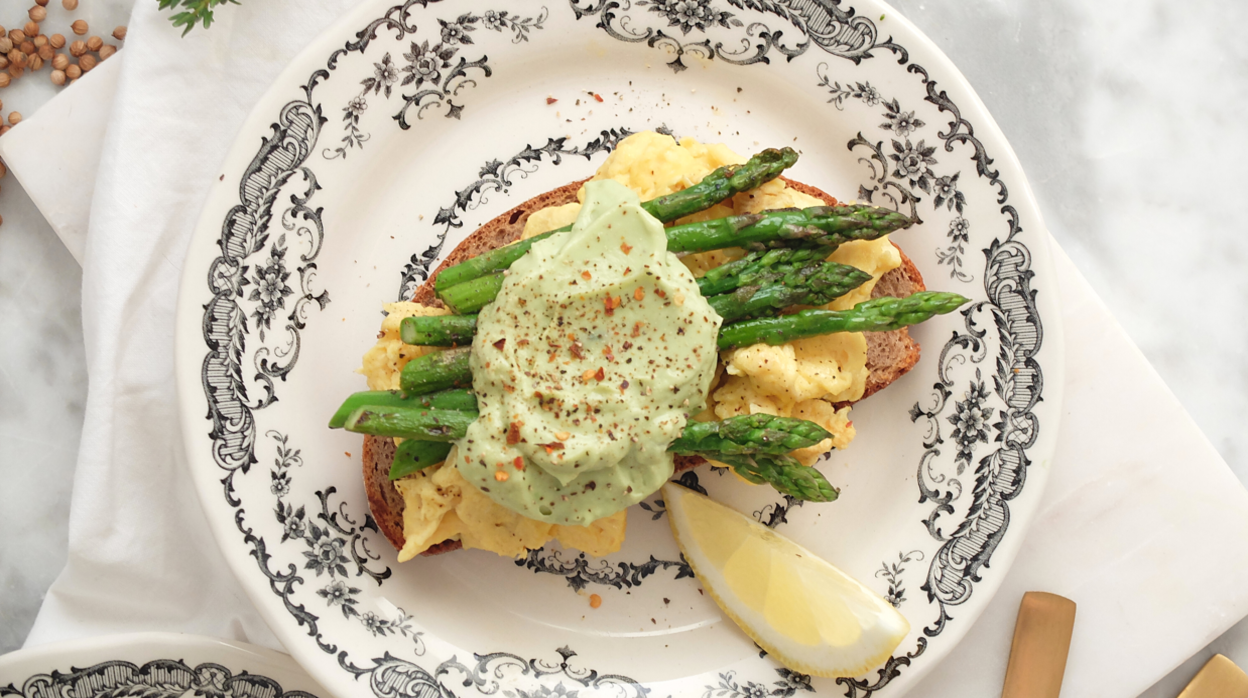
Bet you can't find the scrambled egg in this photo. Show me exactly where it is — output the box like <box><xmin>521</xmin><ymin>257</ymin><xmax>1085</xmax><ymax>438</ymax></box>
<box><xmin>393</xmin><ymin>448</ymin><xmax>626</xmax><ymax>560</ymax></box>
<box><xmin>362</xmin><ymin>131</ymin><xmax>901</xmax><ymax>559</ymax></box>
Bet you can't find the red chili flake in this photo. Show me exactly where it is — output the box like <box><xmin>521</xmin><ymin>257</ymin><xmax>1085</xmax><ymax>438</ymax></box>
<box><xmin>503</xmin><ymin>384</ymin><xmax>515</xmax><ymax>393</ymax></box>
<box><xmin>593</xmin><ymin>93</ymin><xmax>604</xmax><ymax>102</ymax></box>
<box><xmin>622</xmin><ymin>341</ymin><xmax>633</xmax><ymax>350</ymax></box>
<box><xmin>494</xmin><ymin>471</ymin><xmax>510</xmax><ymax>482</ymax></box>
<box><xmin>619</xmin><ymin>380</ymin><xmax>629</xmax><ymax>392</ymax></box>
<box><xmin>514</xmin><ymin>457</ymin><xmax>525</xmax><ymax>470</ymax></box>
<box><xmin>620</xmin><ymin>242</ymin><xmax>633</xmax><ymax>254</ymax></box>
<box><xmin>594</xmin><ymin>367</ymin><xmax>605</xmax><ymax>381</ymax></box>
<box><xmin>631</xmin><ymin>322</ymin><xmax>643</xmax><ymax>337</ymax></box>
<box><xmin>633</xmin><ymin>287</ymin><xmax>645</xmax><ymax>301</ymax></box>
<box><xmin>570</xmin><ymin>342</ymin><xmax>585</xmax><ymax>359</ymax></box>
<box><xmin>493</xmin><ymin>338</ymin><xmax>506</xmax><ymax>350</ymax></box>
<box><xmin>541</xmin><ymin>442</ymin><xmax>566</xmax><ymax>454</ymax></box>
<box><xmin>582</xmin><ymin>369</ymin><xmax>596</xmax><ymax>382</ymax></box>
<box><xmin>655</xmin><ymin>289</ymin><xmax>667</xmax><ymax>298</ymax></box>
<box><xmin>581</xmin><ymin>270</ymin><xmax>592</xmax><ymax>280</ymax></box>
<box><xmin>604</xmin><ymin>295</ymin><xmax>621</xmax><ymax>316</ymax></box>
<box><xmin>603</xmin><ymin>345</ymin><xmax>615</xmax><ymax>362</ymax></box>
<box><xmin>518</xmin><ymin>338</ymin><xmax>529</xmax><ymax>346</ymax></box>
<box><xmin>546</xmin><ymin>96</ymin><xmax>558</xmax><ymax>104</ymax></box>
<box><xmin>507</xmin><ymin>422</ymin><xmax>522</xmax><ymax>445</ymax></box>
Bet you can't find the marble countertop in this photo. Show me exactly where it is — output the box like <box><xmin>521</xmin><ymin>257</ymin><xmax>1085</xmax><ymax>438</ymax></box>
<box><xmin>2</xmin><ymin>0</ymin><xmax>1246</xmax><ymax>695</ymax></box>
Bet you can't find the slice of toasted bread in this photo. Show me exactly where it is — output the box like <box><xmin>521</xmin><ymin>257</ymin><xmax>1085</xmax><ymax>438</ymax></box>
<box><xmin>363</xmin><ymin>177</ymin><xmax>925</xmax><ymax>554</ymax></box>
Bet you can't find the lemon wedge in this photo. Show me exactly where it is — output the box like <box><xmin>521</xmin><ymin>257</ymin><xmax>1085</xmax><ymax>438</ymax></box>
<box><xmin>662</xmin><ymin>482</ymin><xmax>910</xmax><ymax>677</ymax></box>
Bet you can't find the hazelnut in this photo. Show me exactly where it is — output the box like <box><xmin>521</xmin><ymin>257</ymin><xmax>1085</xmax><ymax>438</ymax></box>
<box><xmin>10</xmin><ymin>30</ymin><xmax>27</xmax><ymax>43</ymax></box>
<box><xmin>8</xmin><ymin>111</ymin><xmax>20</xmax><ymax>125</ymax></box>
<box><xmin>69</xmin><ymin>40</ymin><xmax>84</xmax><ymax>56</ymax></box>
<box><xmin>78</xmin><ymin>53</ymin><xmax>95</xmax><ymax>71</ymax></box>
<box><xmin>98</xmin><ymin>44</ymin><xmax>115</xmax><ymax>60</ymax></box>
<box><xmin>36</xmin><ymin>0</ymin><xmax>49</xmax><ymax>6</ymax></box>
<box><xmin>112</xmin><ymin>26</ymin><xmax>126</xmax><ymax>41</ymax></box>
<box><xmin>37</xmin><ymin>44</ymin><xmax>52</xmax><ymax>60</ymax></box>
<box><xmin>7</xmin><ymin>65</ymin><xmax>23</xmax><ymax>79</ymax></box>
<box><xmin>29</xmin><ymin>6</ymin><xmax>47</xmax><ymax>22</ymax></box>
<box><xmin>70</xmin><ymin>19</ymin><xmax>87</xmax><ymax>35</ymax></box>
<box><xmin>24</xmin><ymin>22</ymin><xmax>39</xmax><ymax>37</ymax></box>
<box><xmin>50</xmin><ymin>67</ymin><xmax>64</xmax><ymax>84</ymax></box>
<box><xmin>33</xmin><ymin>34</ymin><xmax>46</xmax><ymax>47</ymax></box>
<box><xmin>28</xmin><ymin>54</ymin><xmax>41</xmax><ymax>71</ymax></box>
<box><xmin>10</xmin><ymin>51</ymin><xmax>27</xmax><ymax>68</ymax></box>
<box><xmin>64</xmin><ymin>63</ymin><xmax>79</xmax><ymax>78</ymax></box>
<box><xmin>20</xmin><ymin>41</ymin><xmax>34</xmax><ymax>55</ymax></box>
<box><xmin>0</xmin><ymin>38</ymin><xmax>10</xmax><ymax>52</ymax></box>
<box><xmin>49</xmin><ymin>33</ymin><xmax>63</xmax><ymax>48</ymax></box>
<box><xmin>0</xmin><ymin>73</ymin><xmax>8</xmax><ymax>87</ymax></box>
<box><xmin>0</xmin><ymin>56</ymin><xmax>6</xmax><ymax>70</ymax></box>
<box><xmin>51</xmin><ymin>52</ymin><xmax>66</xmax><ymax>70</ymax></box>
<box><xmin>62</xmin><ymin>0</ymin><xmax>78</xmax><ymax>9</ymax></box>
<box><xmin>86</xmin><ymin>35</ymin><xmax>102</xmax><ymax>51</ymax></box>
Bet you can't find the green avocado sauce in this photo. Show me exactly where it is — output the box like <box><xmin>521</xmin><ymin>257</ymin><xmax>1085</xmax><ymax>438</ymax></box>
<box><xmin>457</xmin><ymin>180</ymin><xmax>723</xmax><ymax>526</ymax></box>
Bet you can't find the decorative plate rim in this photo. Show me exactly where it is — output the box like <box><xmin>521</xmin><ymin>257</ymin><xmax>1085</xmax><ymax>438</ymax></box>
<box><xmin>0</xmin><ymin>632</ymin><xmax>325</xmax><ymax>698</ymax></box>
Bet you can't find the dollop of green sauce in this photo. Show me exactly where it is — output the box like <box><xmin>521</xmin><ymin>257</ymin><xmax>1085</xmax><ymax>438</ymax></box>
<box><xmin>458</xmin><ymin>180</ymin><xmax>723</xmax><ymax>525</ymax></box>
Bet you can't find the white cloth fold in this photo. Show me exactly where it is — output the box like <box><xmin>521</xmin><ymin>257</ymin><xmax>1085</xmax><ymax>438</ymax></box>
<box><xmin>11</xmin><ymin>1</ymin><xmax>1248</xmax><ymax>696</ymax></box>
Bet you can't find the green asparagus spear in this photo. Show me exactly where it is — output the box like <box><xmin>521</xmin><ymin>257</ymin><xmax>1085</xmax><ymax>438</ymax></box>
<box><xmin>435</xmin><ymin>204</ymin><xmax>908</xmax><ymax>313</ymax></box>
<box><xmin>710</xmin><ymin>453</ymin><xmax>840</xmax><ymax>503</ymax></box>
<box><xmin>390</xmin><ymin>440</ymin><xmax>455</xmax><ymax>480</ymax></box>
<box><xmin>665</xmin><ymin>204</ymin><xmax>913</xmax><ymax>253</ymax></box>
<box><xmin>717</xmin><ymin>292</ymin><xmax>970</xmax><ymax>350</ymax></box>
<box><xmin>697</xmin><ymin>248</ymin><xmax>838</xmax><ymax>296</ymax></box>
<box><xmin>341</xmin><ymin>402</ymin><xmax>833</xmax><ymax>459</ymax></box>
<box><xmin>432</xmin><ymin>147</ymin><xmax>800</xmax><ymax>293</ymax></box>
<box><xmin>329</xmin><ymin>389</ymin><xmax>477</xmax><ymax>428</ymax></box>
<box><xmin>400</xmin><ymin>314</ymin><xmax>479</xmax><ymax>346</ymax></box>
<box><xmin>342</xmin><ymin>406</ymin><xmax>479</xmax><ymax>441</ymax></box>
<box><xmin>398</xmin><ymin>346</ymin><xmax>473</xmax><ymax>395</ymax></box>
<box><xmin>668</xmin><ymin>414</ymin><xmax>833</xmax><ymax>455</ymax></box>
<box><xmin>708</xmin><ymin>263</ymin><xmax>873</xmax><ymax>323</ymax></box>
<box><xmin>439</xmin><ymin>273</ymin><xmax>504</xmax><ymax>315</ymax></box>
<box><xmin>405</xmin><ymin>261</ymin><xmax>873</xmax><ymax>347</ymax></box>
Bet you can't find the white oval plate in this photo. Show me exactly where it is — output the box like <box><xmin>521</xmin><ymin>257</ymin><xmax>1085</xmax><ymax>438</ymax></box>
<box><xmin>176</xmin><ymin>1</ymin><xmax>1064</xmax><ymax>696</ymax></box>
<box><xmin>0</xmin><ymin>633</ymin><xmax>326</xmax><ymax>698</ymax></box>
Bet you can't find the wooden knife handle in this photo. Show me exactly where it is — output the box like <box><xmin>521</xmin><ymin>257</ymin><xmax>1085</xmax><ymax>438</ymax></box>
<box><xmin>1001</xmin><ymin>591</ymin><xmax>1077</xmax><ymax>698</ymax></box>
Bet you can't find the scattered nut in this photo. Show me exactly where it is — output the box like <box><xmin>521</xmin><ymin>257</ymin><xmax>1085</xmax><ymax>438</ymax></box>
<box><xmin>20</xmin><ymin>40</ymin><xmax>35</xmax><ymax>55</ymax></box>
<box><xmin>29</xmin><ymin>6</ymin><xmax>47</xmax><ymax>22</ymax></box>
<box><xmin>33</xmin><ymin>34</ymin><xmax>46</xmax><ymax>47</ymax></box>
<box><xmin>35</xmin><ymin>0</ymin><xmax>49</xmax><ymax>6</ymax></box>
<box><xmin>7</xmin><ymin>65</ymin><xmax>23</xmax><ymax>79</ymax></box>
<box><xmin>112</xmin><ymin>26</ymin><xmax>126</xmax><ymax>41</ymax></box>
<box><xmin>78</xmin><ymin>53</ymin><xmax>95</xmax><ymax>71</ymax></box>
<box><xmin>10</xmin><ymin>51</ymin><xmax>28</xmax><ymax>68</ymax></box>
<box><xmin>24</xmin><ymin>22</ymin><xmax>39</xmax><ymax>38</ymax></box>
<box><xmin>28</xmin><ymin>54</ymin><xmax>41</xmax><ymax>71</ymax></box>
<box><xmin>37</xmin><ymin>44</ymin><xmax>52</xmax><ymax>60</ymax></box>
<box><xmin>51</xmin><ymin>52</ymin><xmax>66</xmax><ymax>70</ymax></box>
<box><xmin>70</xmin><ymin>19</ymin><xmax>87</xmax><ymax>35</ymax></box>
<box><xmin>0</xmin><ymin>38</ymin><xmax>11</xmax><ymax>52</ymax></box>
<box><xmin>49</xmin><ymin>67</ymin><xmax>63</xmax><ymax>84</ymax></box>
<box><xmin>62</xmin><ymin>0</ymin><xmax>78</xmax><ymax>9</ymax></box>
<box><xmin>86</xmin><ymin>35</ymin><xmax>102</xmax><ymax>51</ymax></box>
<box><xmin>64</xmin><ymin>63</ymin><xmax>79</xmax><ymax>78</ymax></box>
<box><xmin>69</xmin><ymin>39</ymin><xmax>84</xmax><ymax>56</ymax></box>
<box><xmin>8</xmin><ymin>111</ymin><xmax>21</xmax><ymax>125</ymax></box>
<box><xmin>0</xmin><ymin>72</ymin><xmax>9</xmax><ymax>87</ymax></box>
<box><xmin>49</xmin><ymin>33</ymin><xmax>63</xmax><ymax>48</ymax></box>
<box><xmin>10</xmin><ymin>30</ymin><xmax>27</xmax><ymax>44</ymax></box>
<box><xmin>98</xmin><ymin>44</ymin><xmax>115</xmax><ymax>60</ymax></box>
<box><xmin>0</xmin><ymin>56</ymin><xmax>7</xmax><ymax>70</ymax></box>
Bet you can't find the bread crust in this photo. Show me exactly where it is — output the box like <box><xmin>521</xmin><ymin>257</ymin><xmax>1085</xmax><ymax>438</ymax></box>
<box><xmin>363</xmin><ymin>176</ymin><xmax>924</xmax><ymax>556</ymax></box>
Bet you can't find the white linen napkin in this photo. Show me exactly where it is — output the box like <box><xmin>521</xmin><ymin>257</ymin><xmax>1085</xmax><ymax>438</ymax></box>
<box><xmin>10</xmin><ymin>0</ymin><xmax>1248</xmax><ymax>695</ymax></box>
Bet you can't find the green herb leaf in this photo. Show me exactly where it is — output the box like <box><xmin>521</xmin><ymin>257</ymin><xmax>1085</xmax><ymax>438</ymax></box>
<box><xmin>157</xmin><ymin>0</ymin><xmax>241</xmax><ymax>36</ymax></box>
